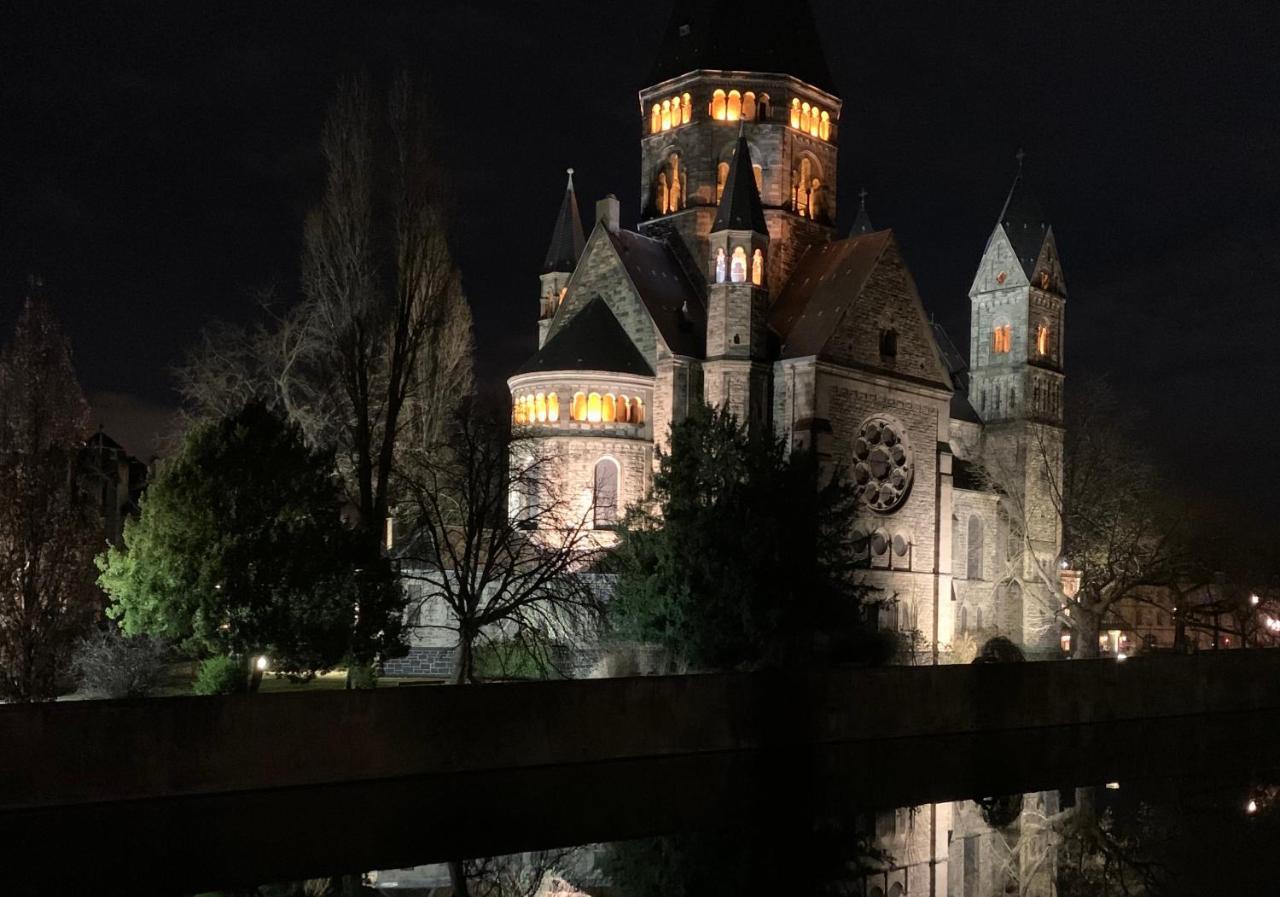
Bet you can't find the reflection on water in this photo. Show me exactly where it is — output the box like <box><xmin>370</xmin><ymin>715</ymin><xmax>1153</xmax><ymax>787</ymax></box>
<box><xmin>195</xmin><ymin>771</ymin><xmax>1280</xmax><ymax>896</ymax></box>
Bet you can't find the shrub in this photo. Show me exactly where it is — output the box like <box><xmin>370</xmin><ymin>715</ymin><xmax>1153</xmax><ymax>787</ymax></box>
<box><xmin>73</xmin><ymin>628</ymin><xmax>168</xmax><ymax>699</ymax></box>
<box><xmin>473</xmin><ymin>640</ymin><xmax>565</xmax><ymax>681</ymax></box>
<box><xmin>193</xmin><ymin>655</ymin><xmax>246</xmax><ymax>695</ymax></box>
<box><xmin>346</xmin><ymin>662</ymin><xmax>378</xmax><ymax>690</ymax></box>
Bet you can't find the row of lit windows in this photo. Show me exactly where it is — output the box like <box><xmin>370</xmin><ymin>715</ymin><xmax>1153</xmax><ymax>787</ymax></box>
<box><xmin>657</xmin><ymin>150</ymin><xmax>823</xmax><ymax>221</ymax></box>
<box><xmin>710</xmin><ymin>89</ymin><xmax>770</xmax><ymax>122</ymax></box>
<box><xmin>512</xmin><ymin>391</ymin><xmax>646</xmax><ymax>426</ymax></box>
<box><xmin>714</xmin><ymin>247</ymin><xmax>764</xmax><ymax>286</ymax></box>
<box><xmin>790</xmin><ymin>99</ymin><xmax>831</xmax><ymax>140</ymax></box>
<box><xmin>992</xmin><ymin>324</ymin><xmax>1052</xmax><ymax>356</ymax></box>
<box><xmin>650</xmin><ymin>93</ymin><xmax>693</xmax><ymax>133</ymax></box>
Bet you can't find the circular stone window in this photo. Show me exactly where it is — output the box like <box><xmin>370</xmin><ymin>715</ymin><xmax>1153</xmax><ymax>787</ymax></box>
<box><xmin>852</xmin><ymin>416</ymin><xmax>914</xmax><ymax>512</ymax></box>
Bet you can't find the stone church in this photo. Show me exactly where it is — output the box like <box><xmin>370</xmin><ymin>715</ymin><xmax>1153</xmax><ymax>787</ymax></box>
<box><xmin>506</xmin><ymin>0</ymin><xmax>1067</xmax><ymax>661</ymax></box>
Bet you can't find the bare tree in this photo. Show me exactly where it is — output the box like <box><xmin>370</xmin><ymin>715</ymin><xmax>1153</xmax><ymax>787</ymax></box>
<box><xmin>981</xmin><ymin>380</ymin><xmax>1196</xmax><ymax>658</ymax></box>
<box><xmin>0</xmin><ymin>296</ymin><xmax>100</xmax><ymax>701</ymax></box>
<box><xmin>396</xmin><ymin>400</ymin><xmax>607</xmax><ymax>685</ymax></box>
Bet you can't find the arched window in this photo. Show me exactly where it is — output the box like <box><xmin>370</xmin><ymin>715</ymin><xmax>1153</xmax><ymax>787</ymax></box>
<box><xmin>650</xmin><ymin>104</ymin><xmax>661</xmax><ymax>134</ymax></box>
<box><xmin>587</xmin><ymin>392</ymin><xmax>603</xmax><ymax>423</ymax></box>
<box><xmin>512</xmin><ymin>394</ymin><xmax>523</xmax><ymax>425</ymax></box>
<box><xmin>758</xmin><ymin>93</ymin><xmax>771</xmax><ymax>120</ymax></box>
<box><xmin>959</xmin><ymin>606</ymin><xmax>969</xmax><ymax>633</ymax></box>
<box><xmin>796</xmin><ymin>158</ymin><xmax>812</xmax><ymax>215</ymax></box>
<box><xmin>993</xmin><ymin>324</ymin><xmax>1012</xmax><ymax>354</ymax></box>
<box><xmin>819</xmin><ymin>110</ymin><xmax>830</xmax><ymax>140</ymax></box>
<box><xmin>632</xmin><ymin>397</ymin><xmax>645</xmax><ymax>425</ymax></box>
<box><xmin>879</xmin><ymin>328</ymin><xmax>898</xmax><ymax>358</ymax></box>
<box><xmin>751</xmin><ymin>248</ymin><xmax>764</xmax><ymax>286</ymax></box>
<box><xmin>730</xmin><ymin>247</ymin><xmax>748</xmax><ymax>283</ymax></box>
<box><xmin>790</xmin><ymin>98</ymin><xmax>801</xmax><ymax>129</ymax></box>
<box><xmin>668</xmin><ymin>154</ymin><xmax>682</xmax><ymax>212</ymax></box>
<box><xmin>657</xmin><ymin>171</ymin><xmax>669</xmax><ymax>215</ymax></box>
<box><xmin>809</xmin><ymin>106</ymin><xmax>820</xmax><ymax>137</ymax></box>
<box><xmin>809</xmin><ymin>178</ymin><xmax>822</xmax><ymax>220</ymax></box>
<box><xmin>534</xmin><ymin>393</ymin><xmax>547</xmax><ymax>423</ymax></box>
<box><xmin>752</xmin><ymin>164</ymin><xmax>763</xmax><ymax>193</ymax></box>
<box><xmin>714</xmin><ymin>248</ymin><xmax>727</xmax><ymax>284</ymax></box>
<box><xmin>602</xmin><ymin>393</ymin><xmax>616</xmax><ymax>423</ymax></box>
<box><xmin>727</xmin><ymin>90</ymin><xmax>742</xmax><ymax>121</ymax></box>
<box><xmin>593</xmin><ymin>458</ymin><xmax>619</xmax><ymax>528</ymax></box>
<box><xmin>661</xmin><ymin>99</ymin><xmax>672</xmax><ymax>131</ymax></box>
<box><xmin>967</xmin><ymin>516</ymin><xmax>984</xmax><ymax>580</ymax></box>
<box><xmin>742</xmin><ymin>91</ymin><xmax>756</xmax><ymax>120</ymax></box>
<box><xmin>547</xmin><ymin>392</ymin><xmax>559</xmax><ymax>423</ymax></box>
<box><xmin>572</xmin><ymin>392</ymin><xmax>587</xmax><ymax>422</ymax></box>
<box><xmin>1036</xmin><ymin>324</ymin><xmax>1050</xmax><ymax>356</ymax></box>
<box><xmin>618</xmin><ymin>395</ymin><xmax>631</xmax><ymax>423</ymax></box>
<box><xmin>800</xmin><ymin>102</ymin><xmax>811</xmax><ymax>133</ymax></box>
<box><xmin>712</xmin><ymin>89</ymin><xmax>727</xmax><ymax>121</ymax></box>
<box><xmin>716</xmin><ymin>161</ymin><xmax>729</xmax><ymax>202</ymax></box>
<box><xmin>680</xmin><ymin>93</ymin><xmax>692</xmax><ymax>124</ymax></box>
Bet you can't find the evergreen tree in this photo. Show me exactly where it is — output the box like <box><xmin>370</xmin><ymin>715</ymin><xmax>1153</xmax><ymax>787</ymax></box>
<box><xmin>609</xmin><ymin>404</ymin><xmax>884</xmax><ymax>671</ymax></box>
<box><xmin>99</xmin><ymin>402</ymin><xmax>401</xmax><ymax>689</ymax></box>
<box><xmin>0</xmin><ymin>294</ymin><xmax>99</xmax><ymax>701</ymax></box>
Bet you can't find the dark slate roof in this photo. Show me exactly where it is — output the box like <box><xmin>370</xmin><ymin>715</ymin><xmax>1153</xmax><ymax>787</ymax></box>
<box><xmin>770</xmin><ymin>229</ymin><xmax>891</xmax><ymax>358</ymax></box>
<box><xmin>930</xmin><ymin>321</ymin><xmax>983</xmax><ymax>425</ymax></box>
<box><xmin>542</xmin><ymin>170</ymin><xmax>586</xmax><ymax>274</ymax></box>
<box><xmin>516</xmin><ymin>296</ymin><xmax>654</xmax><ymax>377</ymax></box>
<box><xmin>712</xmin><ymin>135</ymin><xmax>767</xmax><ymax>233</ymax></box>
<box><xmin>606</xmin><ymin>228</ymin><xmax>706</xmax><ymax>358</ymax></box>
<box><xmin>953</xmin><ymin>457</ymin><xmax>995</xmax><ymax>493</ymax></box>
<box><xmin>849</xmin><ymin>190</ymin><xmax>874</xmax><ymax>236</ymax></box>
<box><xmin>650</xmin><ymin>0</ymin><xmax>836</xmax><ymax>94</ymax></box>
<box><xmin>995</xmin><ymin>171</ymin><xmax>1050</xmax><ymax>279</ymax></box>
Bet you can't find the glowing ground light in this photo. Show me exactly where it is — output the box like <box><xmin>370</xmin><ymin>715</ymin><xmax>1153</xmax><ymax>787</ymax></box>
<box><xmin>1247</xmin><ymin>799</ymin><xmax>1259</xmax><ymax>815</ymax></box>
<box><xmin>255</xmin><ymin>655</ymin><xmax>268</xmax><ymax>671</ymax></box>
<box><xmin>1116</xmin><ymin>652</ymin><xmax>1128</xmax><ymax>662</ymax></box>
<box><xmin>1106</xmin><ymin>782</ymin><xmax>1121</xmax><ymax>790</ymax></box>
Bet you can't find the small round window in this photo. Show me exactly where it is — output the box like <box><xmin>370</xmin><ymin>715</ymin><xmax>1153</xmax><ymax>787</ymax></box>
<box><xmin>853</xmin><ymin>416</ymin><xmax>914</xmax><ymax>513</ymax></box>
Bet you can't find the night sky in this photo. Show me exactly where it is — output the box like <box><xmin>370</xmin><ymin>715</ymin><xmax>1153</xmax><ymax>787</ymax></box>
<box><xmin>2</xmin><ymin>1</ymin><xmax>1277</xmax><ymax>519</ymax></box>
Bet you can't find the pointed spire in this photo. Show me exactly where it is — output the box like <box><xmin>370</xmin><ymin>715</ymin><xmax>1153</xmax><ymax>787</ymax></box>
<box><xmin>849</xmin><ymin>187</ymin><xmax>874</xmax><ymax>236</ymax></box>
<box><xmin>713</xmin><ymin>136</ymin><xmax>767</xmax><ymax>234</ymax></box>
<box><xmin>542</xmin><ymin>168</ymin><xmax>586</xmax><ymax>274</ymax></box>
<box><xmin>996</xmin><ymin>151</ymin><xmax>1050</xmax><ymax>278</ymax></box>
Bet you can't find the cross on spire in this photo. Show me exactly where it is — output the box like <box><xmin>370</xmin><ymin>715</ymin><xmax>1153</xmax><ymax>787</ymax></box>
<box><xmin>1015</xmin><ymin>148</ymin><xmax>1026</xmax><ymax>173</ymax></box>
<box><xmin>858</xmin><ymin>187</ymin><xmax>868</xmax><ymax>209</ymax></box>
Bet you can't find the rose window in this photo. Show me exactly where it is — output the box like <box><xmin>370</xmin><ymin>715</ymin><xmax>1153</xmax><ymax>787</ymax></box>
<box><xmin>852</xmin><ymin>416</ymin><xmax>913</xmax><ymax>512</ymax></box>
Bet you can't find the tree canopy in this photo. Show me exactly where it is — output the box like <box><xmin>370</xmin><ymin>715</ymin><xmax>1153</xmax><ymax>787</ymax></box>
<box><xmin>99</xmin><ymin>402</ymin><xmax>401</xmax><ymax>684</ymax></box>
<box><xmin>608</xmin><ymin>405</ymin><xmax>883</xmax><ymax>671</ymax></box>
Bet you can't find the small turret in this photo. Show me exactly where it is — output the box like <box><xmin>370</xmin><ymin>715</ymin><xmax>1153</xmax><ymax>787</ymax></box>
<box><xmin>539</xmin><ymin>169</ymin><xmax>587</xmax><ymax>347</ymax></box>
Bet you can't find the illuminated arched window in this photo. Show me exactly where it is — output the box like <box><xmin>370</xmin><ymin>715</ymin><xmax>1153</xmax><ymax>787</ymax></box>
<box><xmin>587</xmin><ymin>392</ymin><xmax>603</xmax><ymax>422</ymax></box>
<box><xmin>714</xmin><ymin>247</ymin><xmax>726</xmax><ymax>283</ymax></box>
<box><xmin>712</xmin><ymin>89</ymin><xmax>727</xmax><ymax>121</ymax></box>
<box><xmin>730</xmin><ymin>247</ymin><xmax>747</xmax><ymax>283</ymax></box>
<box><xmin>752</xmin><ymin>164</ymin><xmax>763</xmax><ymax>194</ymax></box>
<box><xmin>547</xmin><ymin>392</ymin><xmax>560</xmax><ymax>423</ymax></box>
<box><xmin>727</xmin><ymin>90</ymin><xmax>742</xmax><ymax>121</ymax></box>
<box><xmin>661</xmin><ymin>99</ymin><xmax>672</xmax><ymax>131</ymax></box>
<box><xmin>1036</xmin><ymin>324</ymin><xmax>1050</xmax><ymax>356</ymax></box>
<box><xmin>751</xmin><ymin>249</ymin><xmax>764</xmax><ymax>286</ymax></box>
<box><xmin>819</xmin><ymin>110</ymin><xmax>830</xmax><ymax>140</ymax></box>
<box><xmin>593</xmin><ymin>458</ymin><xmax>619</xmax><ymax>528</ymax></box>
<box><xmin>572</xmin><ymin>392</ymin><xmax>587</xmax><ymax>422</ymax></box>
<box><xmin>809</xmin><ymin>106</ymin><xmax>820</xmax><ymax>137</ymax></box>
<box><xmin>680</xmin><ymin>93</ymin><xmax>692</xmax><ymax>124</ymax></box>
<box><xmin>657</xmin><ymin>172</ymin><xmax>669</xmax><ymax>215</ymax></box>
<box><xmin>967</xmin><ymin>516</ymin><xmax>984</xmax><ymax>580</ymax></box>
<box><xmin>809</xmin><ymin>178</ymin><xmax>822</xmax><ymax>220</ymax></box>
<box><xmin>602</xmin><ymin>393</ymin><xmax>616</xmax><ymax>423</ymax></box>
<box><xmin>800</xmin><ymin>102</ymin><xmax>811</xmax><ymax>134</ymax></box>
<box><xmin>742</xmin><ymin>91</ymin><xmax>756</xmax><ymax>120</ymax></box>
<box><xmin>512</xmin><ymin>394</ymin><xmax>523</xmax><ymax>425</ymax></box>
<box><xmin>790</xmin><ymin>98</ymin><xmax>801</xmax><ymax>128</ymax></box>
<box><xmin>534</xmin><ymin>393</ymin><xmax>547</xmax><ymax>423</ymax></box>
<box><xmin>618</xmin><ymin>395</ymin><xmax>631</xmax><ymax>423</ymax></box>
<box><xmin>716</xmin><ymin>161</ymin><xmax>729</xmax><ymax>202</ymax></box>
<box><xmin>650</xmin><ymin>104</ymin><xmax>661</xmax><ymax>134</ymax></box>
<box><xmin>632</xmin><ymin>397</ymin><xmax>645</xmax><ymax>425</ymax></box>
<box><xmin>558</xmin><ymin>286</ymin><xmax>567</xmax><ymax>306</ymax></box>
<box><xmin>668</xmin><ymin>154</ymin><xmax>682</xmax><ymax>211</ymax></box>
<box><xmin>993</xmin><ymin>324</ymin><xmax>1012</xmax><ymax>354</ymax></box>
<box><xmin>759</xmin><ymin>93</ymin><xmax>770</xmax><ymax>120</ymax></box>
<box><xmin>796</xmin><ymin>157</ymin><xmax>812</xmax><ymax>215</ymax></box>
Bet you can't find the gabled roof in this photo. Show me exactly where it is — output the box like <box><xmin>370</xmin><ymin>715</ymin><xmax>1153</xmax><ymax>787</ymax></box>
<box><xmin>542</xmin><ymin>169</ymin><xmax>586</xmax><ymax>274</ymax></box>
<box><xmin>994</xmin><ymin>171</ymin><xmax>1050</xmax><ymax>279</ymax></box>
<box><xmin>770</xmin><ymin>230</ymin><xmax>891</xmax><ymax>358</ymax></box>
<box><xmin>516</xmin><ymin>296</ymin><xmax>654</xmax><ymax>377</ymax></box>
<box><xmin>932</xmin><ymin>322</ymin><xmax>983</xmax><ymax>425</ymax></box>
<box><xmin>605</xmin><ymin>228</ymin><xmax>706</xmax><ymax>358</ymax></box>
<box><xmin>650</xmin><ymin>0</ymin><xmax>836</xmax><ymax>94</ymax></box>
<box><xmin>713</xmin><ymin>135</ymin><xmax>767</xmax><ymax>234</ymax></box>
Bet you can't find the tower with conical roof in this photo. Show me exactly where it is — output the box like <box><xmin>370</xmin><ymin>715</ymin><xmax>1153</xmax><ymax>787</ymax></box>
<box><xmin>703</xmin><ymin>134</ymin><xmax>770</xmax><ymax>425</ymax></box>
<box><xmin>966</xmin><ymin>155</ymin><xmax>1067</xmax><ymax>653</ymax></box>
<box><xmin>637</xmin><ymin>0</ymin><xmax>840</xmax><ymax>300</ymax></box>
<box><xmin>538</xmin><ymin>169</ymin><xmax>587</xmax><ymax>348</ymax></box>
